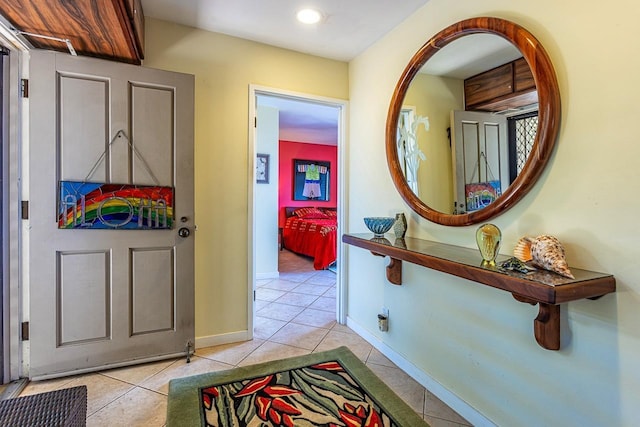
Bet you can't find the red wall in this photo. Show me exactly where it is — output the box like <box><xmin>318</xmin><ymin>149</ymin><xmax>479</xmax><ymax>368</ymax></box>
<box><xmin>278</xmin><ymin>140</ymin><xmax>338</xmax><ymax>226</ymax></box>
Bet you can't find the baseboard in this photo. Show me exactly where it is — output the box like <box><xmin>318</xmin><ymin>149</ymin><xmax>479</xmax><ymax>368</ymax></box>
<box><xmin>195</xmin><ymin>330</ymin><xmax>250</xmax><ymax>350</ymax></box>
<box><xmin>256</xmin><ymin>271</ymin><xmax>280</xmax><ymax>280</ymax></box>
<box><xmin>346</xmin><ymin>317</ymin><xmax>495</xmax><ymax>427</ymax></box>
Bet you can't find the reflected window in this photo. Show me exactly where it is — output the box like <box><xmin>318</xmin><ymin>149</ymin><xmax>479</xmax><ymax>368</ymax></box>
<box><xmin>508</xmin><ymin>111</ymin><xmax>538</xmax><ymax>182</ymax></box>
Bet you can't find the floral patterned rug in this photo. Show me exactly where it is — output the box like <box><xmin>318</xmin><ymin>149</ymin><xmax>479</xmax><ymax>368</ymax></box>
<box><xmin>167</xmin><ymin>346</ymin><xmax>428</xmax><ymax>427</ymax></box>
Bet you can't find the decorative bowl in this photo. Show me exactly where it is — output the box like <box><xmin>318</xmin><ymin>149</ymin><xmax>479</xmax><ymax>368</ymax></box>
<box><xmin>364</xmin><ymin>217</ymin><xmax>395</xmax><ymax>237</ymax></box>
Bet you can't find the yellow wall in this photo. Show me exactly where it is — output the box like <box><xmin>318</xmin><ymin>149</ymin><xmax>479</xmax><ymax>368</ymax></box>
<box><xmin>142</xmin><ymin>19</ymin><xmax>348</xmax><ymax>339</ymax></box>
<box><xmin>348</xmin><ymin>0</ymin><xmax>639</xmax><ymax>425</ymax></box>
<box><xmin>404</xmin><ymin>73</ymin><xmax>462</xmax><ymax>212</ymax></box>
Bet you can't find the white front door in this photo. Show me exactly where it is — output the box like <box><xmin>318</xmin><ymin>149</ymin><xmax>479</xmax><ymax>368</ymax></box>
<box><xmin>27</xmin><ymin>51</ymin><xmax>195</xmax><ymax>379</ymax></box>
<box><xmin>451</xmin><ymin>110</ymin><xmax>508</xmax><ymax>213</ymax></box>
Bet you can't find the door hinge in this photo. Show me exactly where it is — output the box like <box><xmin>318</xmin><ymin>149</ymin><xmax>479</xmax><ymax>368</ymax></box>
<box><xmin>254</xmin><ymin>116</ymin><xmax>257</xmax><ymax>128</ymax></box>
<box><xmin>21</xmin><ymin>201</ymin><xmax>28</xmax><ymax>219</ymax></box>
<box><xmin>254</xmin><ymin>290</ymin><xmax>256</xmax><ymax>301</ymax></box>
<box><xmin>21</xmin><ymin>322</ymin><xmax>29</xmax><ymax>341</ymax></box>
<box><xmin>20</xmin><ymin>79</ymin><xmax>28</xmax><ymax>98</ymax></box>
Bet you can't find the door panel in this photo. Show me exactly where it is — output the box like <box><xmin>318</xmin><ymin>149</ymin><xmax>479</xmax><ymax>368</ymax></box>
<box><xmin>59</xmin><ymin>73</ymin><xmax>110</xmax><ymax>182</ymax></box>
<box><xmin>131</xmin><ymin>247</ymin><xmax>175</xmax><ymax>335</ymax></box>
<box><xmin>451</xmin><ymin>110</ymin><xmax>508</xmax><ymax>213</ymax></box>
<box><xmin>58</xmin><ymin>250</ymin><xmax>111</xmax><ymax>345</ymax></box>
<box><xmin>28</xmin><ymin>51</ymin><xmax>194</xmax><ymax>379</ymax></box>
<box><xmin>460</xmin><ymin>121</ymin><xmax>481</xmax><ymax>186</ymax></box>
<box><xmin>131</xmin><ymin>83</ymin><xmax>175</xmax><ymax>185</ymax></box>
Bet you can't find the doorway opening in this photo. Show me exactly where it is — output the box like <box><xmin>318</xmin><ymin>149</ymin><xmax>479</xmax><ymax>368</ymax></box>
<box><xmin>248</xmin><ymin>86</ymin><xmax>347</xmax><ymax>340</ymax></box>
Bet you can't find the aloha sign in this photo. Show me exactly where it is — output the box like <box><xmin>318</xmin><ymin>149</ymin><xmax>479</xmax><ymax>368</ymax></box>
<box><xmin>58</xmin><ymin>181</ymin><xmax>174</xmax><ymax>229</ymax></box>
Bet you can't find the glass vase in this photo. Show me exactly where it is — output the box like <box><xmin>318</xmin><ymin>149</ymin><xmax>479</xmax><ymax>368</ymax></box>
<box><xmin>476</xmin><ymin>224</ymin><xmax>502</xmax><ymax>266</ymax></box>
<box><xmin>393</xmin><ymin>212</ymin><xmax>407</xmax><ymax>239</ymax></box>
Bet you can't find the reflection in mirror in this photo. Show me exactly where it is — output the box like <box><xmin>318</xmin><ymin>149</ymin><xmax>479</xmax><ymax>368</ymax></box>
<box><xmin>397</xmin><ymin>108</ymin><xmax>427</xmax><ymax>194</ymax></box>
<box><xmin>399</xmin><ymin>34</ymin><xmax>538</xmax><ymax>214</ymax></box>
<box><xmin>386</xmin><ymin>17</ymin><xmax>560</xmax><ymax>226</ymax></box>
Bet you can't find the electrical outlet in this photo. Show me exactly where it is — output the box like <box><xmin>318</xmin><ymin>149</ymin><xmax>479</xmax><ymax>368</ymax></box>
<box><xmin>378</xmin><ymin>307</ymin><xmax>389</xmax><ymax>332</ymax></box>
<box><xmin>381</xmin><ymin>307</ymin><xmax>389</xmax><ymax>318</ymax></box>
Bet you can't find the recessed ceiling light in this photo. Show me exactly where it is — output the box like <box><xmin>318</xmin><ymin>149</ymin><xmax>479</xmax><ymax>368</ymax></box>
<box><xmin>296</xmin><ymin>8</ymin><xmax>323</xmax><ymax>25</ymax></box>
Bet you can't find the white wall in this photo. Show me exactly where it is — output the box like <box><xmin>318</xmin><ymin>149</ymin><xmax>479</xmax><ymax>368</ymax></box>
<box><xmin>255</xmin><ymin>105</ymin><xmax>279</xmax><ymax>278</ymax></box>
<box><xmin>347</xmin><ymin>0</ymin><xmax>639</xmax><ymax>425</ymax></box>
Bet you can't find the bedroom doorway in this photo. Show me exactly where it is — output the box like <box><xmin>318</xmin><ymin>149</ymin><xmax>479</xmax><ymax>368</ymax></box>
<box><xmin>248</xmin><ymin>85</ymin><xmax>347</xmax><ymax>340</ymax></box>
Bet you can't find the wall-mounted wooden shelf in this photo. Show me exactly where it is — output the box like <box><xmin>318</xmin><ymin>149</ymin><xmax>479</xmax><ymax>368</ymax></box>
<box><xmin>342</xmin><ymin>233</ymin><xmax>615</xmax><ymax>350</ymax></box>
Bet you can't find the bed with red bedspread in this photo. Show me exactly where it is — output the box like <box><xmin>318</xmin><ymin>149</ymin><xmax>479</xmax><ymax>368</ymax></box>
<box><xmin>282</xmin><ymin>207</ymin><xmax>337</xmax><ymax>270</ymax></box>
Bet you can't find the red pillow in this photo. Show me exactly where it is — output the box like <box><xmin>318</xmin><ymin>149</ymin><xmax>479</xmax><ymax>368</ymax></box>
<box><xmin>322</xmin><ymin>209</ymin><xmax>337</xmax><ymax>218</ymax></box>
<box><xmin>294</xmin><ymin>207</ymin><xmax>328</xmax><ymax>219</ymax></box>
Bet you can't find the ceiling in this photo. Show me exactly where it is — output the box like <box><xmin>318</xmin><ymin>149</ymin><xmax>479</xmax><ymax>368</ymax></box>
<box><xmin>142</xmin><ymin>0</ymin><xmax>431</xmax><ymax>146</ymax></box>
<box><xmin>142</xmin><ymin>0</ymin><xmax>431</xmax><ymax>62</ymax></box>
<box><xmin>257</xmin><ymin>95</ymin><xmax>340</xmax><ymax>146</ymax></box>
<box><xmin>422</xmin><ymin>34</ymin><xmax>521</xmax><ymax>79</ymax></box>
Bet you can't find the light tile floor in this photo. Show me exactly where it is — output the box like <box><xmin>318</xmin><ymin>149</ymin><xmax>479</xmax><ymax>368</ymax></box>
<box><xmin>19</xmin><ymin>249</ymin><xmax>471</xmax><ymax>426</ymax></box>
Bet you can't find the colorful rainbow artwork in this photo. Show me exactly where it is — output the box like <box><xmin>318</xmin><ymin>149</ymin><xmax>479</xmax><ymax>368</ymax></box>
<box><xmin>465</xmin><ymin>180</ymin><xmax>502</xmax><ymax>212</ymax></box>
<box><xmin>58</xmin><ymin>181</ymin><xmax>174</xmax><ymax>229</ymax></box>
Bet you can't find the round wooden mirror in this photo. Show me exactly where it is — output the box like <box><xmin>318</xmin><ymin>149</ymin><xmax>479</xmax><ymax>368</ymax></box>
<box><xmin>386</xmin><ymin>17</ymin><xmax>560</xmax><ymax>226</ymax></box>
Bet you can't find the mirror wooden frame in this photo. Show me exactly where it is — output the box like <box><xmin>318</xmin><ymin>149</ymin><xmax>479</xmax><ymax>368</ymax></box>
<box><xmin>386</xmin><ymin>17</ymin><xmax>560</xmax><ymax>226</ymax></box>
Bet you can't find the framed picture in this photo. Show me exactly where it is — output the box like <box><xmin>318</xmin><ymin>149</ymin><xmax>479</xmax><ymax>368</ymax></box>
<box><xmin>256</xmin><ymin>153</ymin><xmax>269</xmax><ymax>184</ymax></box>
<box><xmin>293</xmin><ymin>159</ymin><xmax>330</xmax><ymax>201</ymax></box>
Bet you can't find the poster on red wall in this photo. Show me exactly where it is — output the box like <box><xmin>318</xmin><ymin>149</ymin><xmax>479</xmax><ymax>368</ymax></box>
<box><xmin>292</xmin><ymin>159</ymin><xmax>330</xmax><ymax>201</ymax></box>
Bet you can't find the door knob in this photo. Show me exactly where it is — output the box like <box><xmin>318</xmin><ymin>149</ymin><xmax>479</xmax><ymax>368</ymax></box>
<box><xmin>178</xmin><ymin>227</ymin><xmax>190</xmax><ymax>238</ymax></box>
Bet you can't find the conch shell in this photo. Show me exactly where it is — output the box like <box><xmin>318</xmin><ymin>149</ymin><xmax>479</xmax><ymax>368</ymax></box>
<box><xmin>514</xmin><ymin>235</ymin><xmax>574</xmax><ymax>279</ymax></box>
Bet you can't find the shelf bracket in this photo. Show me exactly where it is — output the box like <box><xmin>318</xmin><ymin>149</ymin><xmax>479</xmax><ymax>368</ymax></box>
<box><xmin>512</xmin><ymin>294</ymin><xmax>560</xmax><ymax>350</ymax></box>
<box><xmin>534</xmin><ymin>303</ymin><xmax>560</xmax><ymax>350</ymax></box>
<box><xmin>512</xmin><ymin>294</ymin><xmax>537</xmax><ymax>305</ymax></box>
<box><xmin>370</xmin><ymin>252</ymin><xmax>402</xmax><ymax>285</ymax></box>
<box><xmin>386</xmin><ymin>258</ymin><xmax>402</xmax><ymax>285</ymax></box>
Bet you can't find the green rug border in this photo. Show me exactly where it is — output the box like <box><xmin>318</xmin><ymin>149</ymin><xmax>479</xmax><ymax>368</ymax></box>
<box><xmin>167</xmin><ymin>346</ymin><xmax>429</xmax><ymax>426</ymax></box>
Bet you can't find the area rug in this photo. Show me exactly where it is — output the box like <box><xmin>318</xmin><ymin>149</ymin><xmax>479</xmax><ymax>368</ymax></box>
<box><xmin>167</xmin><ymin>346</ymin><xmax>429</xmax><ymax>426</ymax></box>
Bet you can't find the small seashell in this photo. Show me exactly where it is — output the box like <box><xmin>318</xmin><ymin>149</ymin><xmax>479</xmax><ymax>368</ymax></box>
<box><xmin>499</xmin><ymin>257</ymin><xmax>536</xmax><ymax>274</ymax></box>
<box><xmin>514</xmin><ymin>237</ymin><xmax>533</xmax><ymax>262</ymax></box>
<box><xmin>514</xmin><ymin>235</ymin><xmax>574</xmax><ymax>279</ymax></box>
